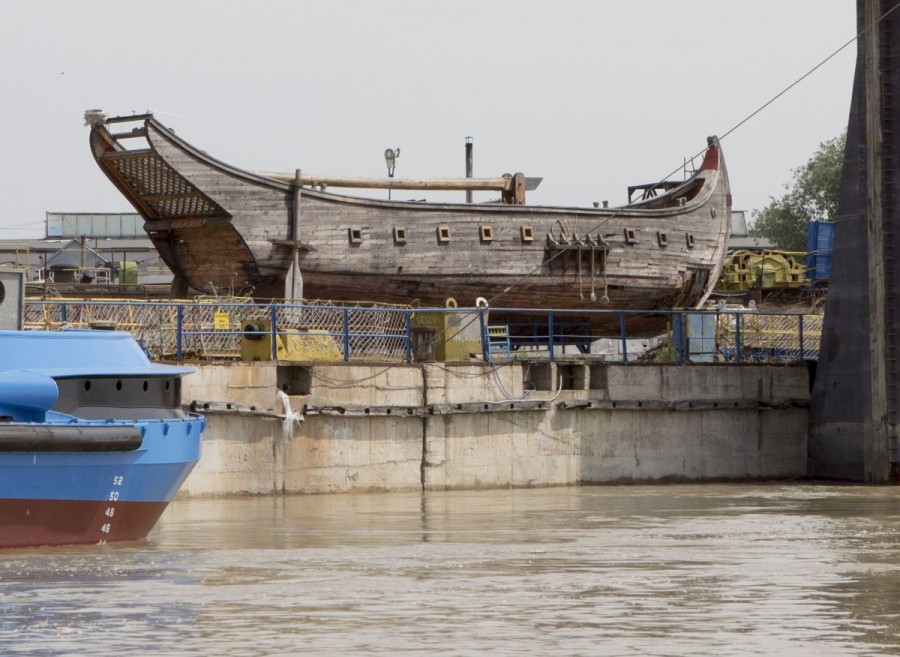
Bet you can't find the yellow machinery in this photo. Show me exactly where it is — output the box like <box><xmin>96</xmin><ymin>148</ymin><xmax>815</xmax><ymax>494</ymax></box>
<box><xmin>410</xmin><ymin>300</ymin><xmax>484</xmax><ymax>362</ymax></box>
<box><xmin>119</xmin><ymin>261</ymin><xmax>138</xmax><ymax>285</ymax></box>
<box><xmin>716</xmin><ymin>250</ymin><xmax>807</xmax><ymax>291</ymax></box>
<box><xmin>240</xmin><ymin>320</ymin><xmax>343</xmax><ymax>362</ymax></box>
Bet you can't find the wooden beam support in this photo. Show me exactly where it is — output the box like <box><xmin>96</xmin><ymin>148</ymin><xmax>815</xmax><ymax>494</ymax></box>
<box><xmin>104</xmin><ymin>114</ymin><xmax>153</xmax><ymax>124</ymax></box>
<box><xmin>259</xmin><ymin>172</ymin><xmax>521</xmax><ymax>192</ymax></box>
<box><xmin>498</xmin><ymin>173</ymin><xmax>526</xmax><ymax>204</ymax></box>
<box><xmin>101</xmin><ymin>149</ymin><xmax>154</xmax><ymax>161</ymax></box>
<box><xmin>286</xmin><ymin>169</ymin><xmax>304</xmax><ymax>301</ymax></box>
<box><xmin>109</xmin><ymin>128</ymin><xmax>148</xmax><ymax>140</ymax></box>
<box><xmin>269</xmin><ymin>238</ymin><xmax>317</xmax><ymax>252</ymax></box>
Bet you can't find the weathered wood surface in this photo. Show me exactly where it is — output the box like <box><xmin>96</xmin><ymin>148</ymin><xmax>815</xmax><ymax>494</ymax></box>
<box><xmin>25</xmin><ymin>282</ymin><xmax>172</xmax><ymax>300</ymax></box>
<box><xmin>260</xmin><ymin>172</ymin><xmax>518</xmax><ymax>191</ymax></box>
<box><xmin>90</xmin><ymin>115</ymin><xmax>731</xmax><ymax>332</ymax></box>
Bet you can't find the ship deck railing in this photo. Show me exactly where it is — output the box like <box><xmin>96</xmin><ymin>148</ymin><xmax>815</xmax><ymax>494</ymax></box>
<box><xmin>23</xmin><ymin>299</ymin><xmax>822</xmax><ymax>366</ymax></box>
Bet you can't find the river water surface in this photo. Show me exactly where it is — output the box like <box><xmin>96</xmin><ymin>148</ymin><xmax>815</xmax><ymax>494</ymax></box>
<box><xmin>2</xmin><ymin>484</ymin><xmax>900</xmax><ymax>656</ymax></box>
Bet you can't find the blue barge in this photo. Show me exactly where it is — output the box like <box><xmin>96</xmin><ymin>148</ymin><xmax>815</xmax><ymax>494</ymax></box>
<box><xmin>0</xmin><ymin>329</ymin><xmax>204</xmax><ymax>548</ymax></box>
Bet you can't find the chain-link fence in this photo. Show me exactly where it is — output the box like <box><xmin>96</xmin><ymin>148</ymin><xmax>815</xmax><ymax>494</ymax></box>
<box><xmin>716</xmin><ymin>312</ymin><xmax>822</xmax><ymax>361</ymax></box>
<box><xmin>23</xmin><ymin>300</ymin><xmax>821</xmax><ymax>365</ymax></box>
<box><xmin>24</xmin><ymin>299</ymin><xmax>411</xmax><ymax>362</ymax></box>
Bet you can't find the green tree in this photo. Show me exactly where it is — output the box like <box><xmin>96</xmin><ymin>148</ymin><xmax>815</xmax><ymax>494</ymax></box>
<box><xmin>750</xmin><ymin>131</ymin><xmax>846</xmax><ymax>251</ymax></box>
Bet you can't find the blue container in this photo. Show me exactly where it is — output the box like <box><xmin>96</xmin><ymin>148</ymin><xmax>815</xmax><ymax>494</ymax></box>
<box><xmin>806</xmin><ymin>221</ymin><xmax>834</xmax><ymax>284</ymax></box>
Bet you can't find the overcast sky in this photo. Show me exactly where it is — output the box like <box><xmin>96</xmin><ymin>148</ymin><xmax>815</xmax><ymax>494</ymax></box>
<box><xmin>0</xmin><ymin>0</ymin><xmax>856</xmax><ymax>238</ymax></box>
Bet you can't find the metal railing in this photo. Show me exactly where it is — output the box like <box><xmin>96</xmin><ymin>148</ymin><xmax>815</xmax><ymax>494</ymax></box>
<box><xmin>24</xmin><ymin>300</ymin><xmax>410</xmax><ymax>363</ymax></box>
<box><xmin>481</xmin><ymin>307</ymin><xmax>821</xmax><ymax>364</ymax></box>
<box><xmin>23</xmin><ymin>300</ymin><xmax>821</xmax><ymax>365</ymax></box>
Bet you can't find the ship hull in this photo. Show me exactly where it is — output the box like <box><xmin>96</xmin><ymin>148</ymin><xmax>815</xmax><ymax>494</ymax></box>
<box><xmin>90</xmin><ymin>115</ymin><xmax>731</xmax><ymax>333</ymax></box>
<box><xmin>0</xmin><ymin>326</ymin><xmax>205</xmax><ymax>549</ymax></box>
<box><xmin>0</xmin><ymin>499</ymin><xmax>168</xmax><ymax>549</ymax></box>
<box><xmin>0</xmin><ymin>416</ymin><xmax>202</xmax><ymax>548</ymax></box>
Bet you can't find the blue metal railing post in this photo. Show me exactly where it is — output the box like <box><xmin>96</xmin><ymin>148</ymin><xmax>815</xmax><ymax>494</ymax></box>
<box><xmin>734</xmin><ymin>313</ymin><xmax>742</xmax><ymax>364</ymax></box>
<box><xmin>270</xmin><ymin>304</ymin><xmax>278</xmax><ymax>361</ymax></box>
<box><xmin>405</xmin><ymin>310</ymin><xmax>413</xmax><ymax>363</ymax></box>
<box><xmin>798</xmin><ymin>314</ymin><xmax>805</xmax><ymax>361</ymax></box>
<box><xmin>620</xmin><ymin>312</ymin><xmax>628</xmax><ymax>364</ymax></box>
<box><xmin>176</xmin><ymin>304</ymin><xmax>183</xmax><ymax>361</ymax></box>
<box><xmin>547</xmin><ymin>312</ymin><xmax>555</xmax><ymax>362</ymax></box>
<box><xmin>672</xmin><ymin>312</ymin><xmax>685</xmax><ymax>364</ymax></box>
<box><xmin>342</xmin><ymin>308</ymin><xmax>351</xmax><ymax>362</ymax></box>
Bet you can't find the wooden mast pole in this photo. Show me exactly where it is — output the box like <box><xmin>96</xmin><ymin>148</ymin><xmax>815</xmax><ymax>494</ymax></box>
<box><xmin>259</xmin><ymin>169</ymin><xmax>539</xmax><ymax>205</ymax></box>
<box><xmin>285</xmin><ymin>169</ymin><xmax>303</xmax><ymax>302</ymax></box>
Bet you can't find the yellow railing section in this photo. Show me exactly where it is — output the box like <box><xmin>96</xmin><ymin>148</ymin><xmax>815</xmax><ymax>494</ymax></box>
<box><xmin>716</xmin><ymin>312</ymin><xmax>822</xmax><ymax>359</ymax></box>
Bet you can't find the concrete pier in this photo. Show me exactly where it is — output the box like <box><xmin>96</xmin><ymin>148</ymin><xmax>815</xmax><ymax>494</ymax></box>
<box><xmin>179</xmin><ymin>361</ymin><xmax>809</xmax><ymax>496</ymax></box>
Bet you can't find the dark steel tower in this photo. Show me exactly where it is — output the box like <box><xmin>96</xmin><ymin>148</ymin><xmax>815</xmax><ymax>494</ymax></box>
<box><xmin>810</xmin><ymin>0</ymin><xmax>900</xmax><ymax>481</ymax></box>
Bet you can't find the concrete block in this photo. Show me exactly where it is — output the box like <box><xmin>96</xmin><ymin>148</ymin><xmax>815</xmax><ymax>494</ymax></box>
<box><xmin>280</xmin><ymin>416</ymin><xmax>422</xmax><ymax>493</ymax></box>
<box><xmin>182</xmin><ymin>362</ymin><xmax>811</xmax><ymax>496</ymax></box>
<box><xmin>180</xmin><ymin>415</ymin><xmax>278</xmax><ymax>496</ymax></box>
<box><xmin>309</xmin><ymin>364</ymin><xmax>423</xmax><ymax>407</ymax></box>
<box><xmin>424</xmin><ymin>363</ymin><xmax>522</xmax><ymax>404</ymax></box>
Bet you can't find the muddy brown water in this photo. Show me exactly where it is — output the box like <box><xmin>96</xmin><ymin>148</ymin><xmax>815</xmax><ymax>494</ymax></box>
<box><xmin>2</xmin><ymin>484</ymin><xmax>900</xmax><ymax>656</ymax></box>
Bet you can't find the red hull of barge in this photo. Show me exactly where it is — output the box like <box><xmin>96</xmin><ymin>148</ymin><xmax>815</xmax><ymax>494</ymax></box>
<box><xmin>0</xmin><ymin>499</ymin><xmax>169</xmax><ymax>549</ymax></box>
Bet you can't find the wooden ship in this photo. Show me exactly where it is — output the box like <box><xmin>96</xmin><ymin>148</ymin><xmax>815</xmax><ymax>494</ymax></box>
<box><xmin>87</xmin><ymin>111</ymin><xmax>731</xmax><ymax>334</ymax></box>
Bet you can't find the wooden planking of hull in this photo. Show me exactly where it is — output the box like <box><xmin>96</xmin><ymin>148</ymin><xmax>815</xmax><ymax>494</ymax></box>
<box><xmin>87</xmin><ymin>112</ymin><xmax>731</xmax><ymax>334</ymax></box>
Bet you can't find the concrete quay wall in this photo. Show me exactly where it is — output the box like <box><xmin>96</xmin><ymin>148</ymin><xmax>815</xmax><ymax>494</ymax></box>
<box><xmin>179</xmin><ymin>361</ymin><xmax>810</xmax><ymax>496</ymax></box>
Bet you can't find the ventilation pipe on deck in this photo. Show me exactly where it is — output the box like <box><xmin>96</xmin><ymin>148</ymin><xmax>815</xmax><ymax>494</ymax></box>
<box><xmin>465</xmin><ymin>137</ymin><xmax>473</xmax><ymax>203</ymax></box>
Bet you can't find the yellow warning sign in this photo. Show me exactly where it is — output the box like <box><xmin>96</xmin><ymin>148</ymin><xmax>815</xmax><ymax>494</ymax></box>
<box><xmin>213</xmin><ymin>311</ymin><xmax>230</xmax><ymax>331</ymax></box>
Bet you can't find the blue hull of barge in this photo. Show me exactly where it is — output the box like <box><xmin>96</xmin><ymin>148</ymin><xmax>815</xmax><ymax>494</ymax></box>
<box><xmin>0</xmin><ymin>329</ymin><xmax>205</xmax><ymax>548</ymax></box>
<box><xmin>0</xmin><ymin>417</ymin><xmax>202</xmax><ymax>502</ymax></box>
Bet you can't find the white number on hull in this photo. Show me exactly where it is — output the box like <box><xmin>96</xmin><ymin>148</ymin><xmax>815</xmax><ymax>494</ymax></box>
<box><xmin>99</xmin><ymin>472</ymin><xmax>127</xmax><ymax>543</ymax></box>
